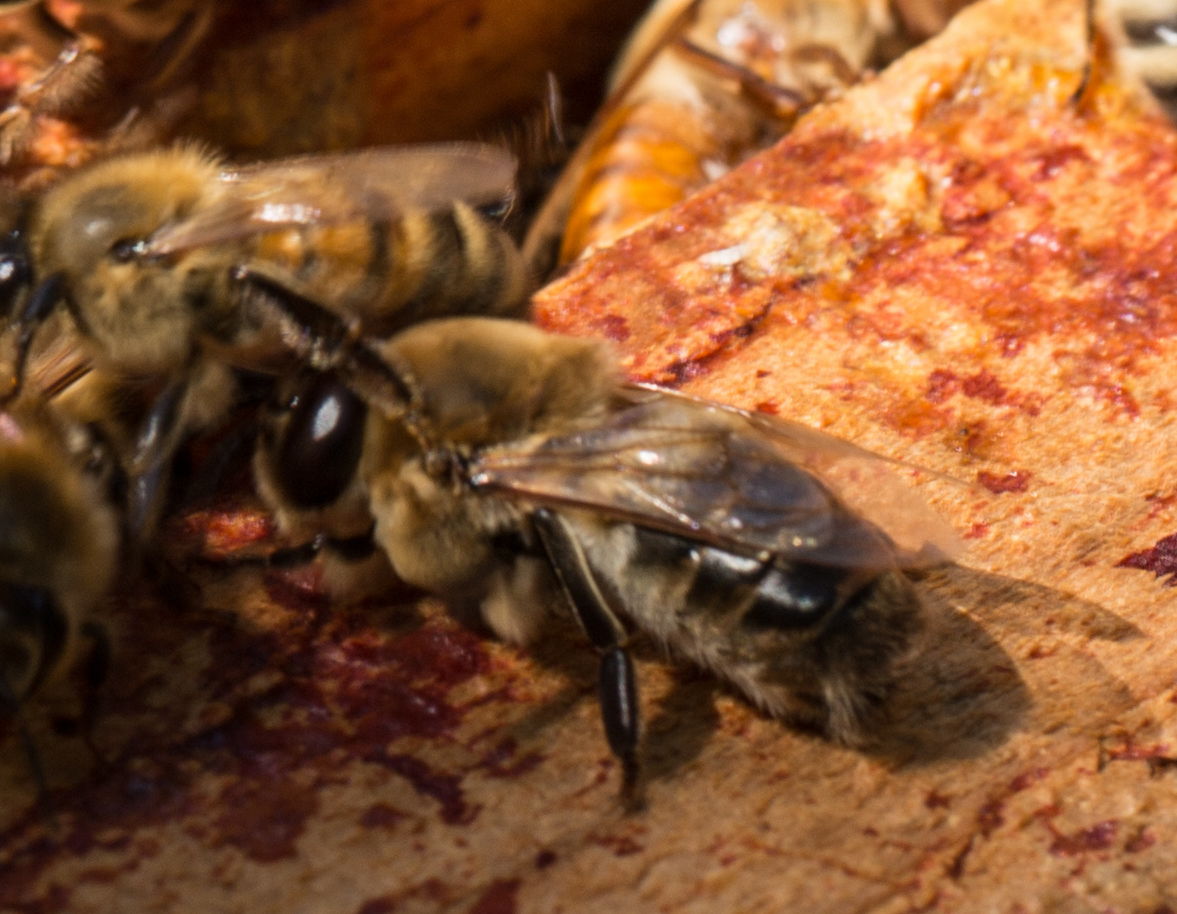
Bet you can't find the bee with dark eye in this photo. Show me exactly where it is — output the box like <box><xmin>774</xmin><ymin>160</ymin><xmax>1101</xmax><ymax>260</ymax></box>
<box><xmin>0</xmin><ymin>0</ymin><xmax>213</xmax><ymax>161</ymax></box>
<box><xmin>243</xmin><ymin>300</ymin><xmax>960</xmax><ymax>799</ymax></box>
<box><xmin>0</xmin><ymin>391</ymin><xmax>122</xmax><ymax>790</ymax></box>
<box><xmin>524</xmin><ymin>0</ymin><xmax>970</xmax><ymax>273</ymax></box>
<box><xmin>0</xmin><ymin>141</ymin><xmax>534</xmax><ymax>536</ymax></box>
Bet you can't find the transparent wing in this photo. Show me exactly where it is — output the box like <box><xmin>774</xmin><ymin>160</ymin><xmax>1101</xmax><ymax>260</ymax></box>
<box><xmin>146</xmin><ymin>143</ymin><xmax>518</xmax><ymax>256</ymax></box>
<box><xmin>471</xmin><ymin>385</ymin><xmax>963</xmax><ymax>571</ymax></box>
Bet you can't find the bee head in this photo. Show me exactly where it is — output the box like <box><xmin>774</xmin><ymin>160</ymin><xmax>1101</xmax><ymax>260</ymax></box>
<box><xmin>384</xmin><ymin>317</ymin><xmax>618</xmax><ymax>448</ymax></box>
<box><xmin>28</xmin><ymin>149</ymin><xmax>223</xmax><ymax>369</ymax></box>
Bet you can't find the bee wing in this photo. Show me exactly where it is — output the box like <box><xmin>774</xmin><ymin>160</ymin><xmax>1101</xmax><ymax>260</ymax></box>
<box><xmin>145</xmin><ymin>143</ymin><xmax>518</xmax><ymax>256</ymax></box>
<box><xmin>471</xmin><ymin>385</ymin><xmax>963</xmax><ymax>571</ymax></box>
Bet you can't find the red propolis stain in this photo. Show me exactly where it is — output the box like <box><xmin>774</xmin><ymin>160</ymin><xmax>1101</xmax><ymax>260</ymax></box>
<box><xmin>212</xmin><ymin>776</ymin><xmax>319</xmax><ymax>862</ymax></box>
<box><xmin>360</xmin><ymin>803</ymin><xmax>406</xmax><ymax>830</ymax></box>
<box><xmin>977</xmin><ymin>469</ymin><xmax>1032</xmax><ymax>494</ymax></box>
<box><xmin>372</xmin><ymin>753</ymin><xmax>479</xmax><ymax>826</ymax></box>
<box><xmin>1117</xmin><ymin>532</ymin><xmax>1177</xmax><ymax>587</ymax></box>
<box><xmin>1048</xmin><ymin>820</ymin><xmax>1119</xmax><ymax>856</ymax></box>
<box><xmin>977</xmin><ymin>799</ymin><xmax>1005</xmax><ymax>836</ymax></box>
<box><xmin>468</xmin><ymin>879</ymin><xmax>521</xmax><ymax>914</ymax></box>
<box><xmin>356</xmin><ymin>897</ymin><xmax>397</xmax><ymax>914</ymax></box>
<box><xmin>1126</xmin><ymin>828</ymin><xmax>1157</xmax><ymax>853</ymax></box>
<box><xmin>1009</xmin><ymin>768</ymin><xmax>1049</xmax><ymax>792</ymax></box>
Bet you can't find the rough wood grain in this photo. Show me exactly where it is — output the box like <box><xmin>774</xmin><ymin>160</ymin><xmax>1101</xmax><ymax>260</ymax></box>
<box><xmin>3</xmin><ymin>0</ymin><xmax>1177</xmax><ymax>912</ymax></box>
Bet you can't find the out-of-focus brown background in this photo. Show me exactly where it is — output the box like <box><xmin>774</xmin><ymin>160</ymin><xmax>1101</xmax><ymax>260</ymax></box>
<box><xmin>4</xmin><ymin>0</ymin><xmax>1177</xmax><ymax>912</ymax></box>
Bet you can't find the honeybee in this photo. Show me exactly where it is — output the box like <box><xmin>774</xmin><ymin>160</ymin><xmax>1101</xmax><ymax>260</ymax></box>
<box><xmin>249</xmin><ymin>311</ymin><xmax>960</xmax><ymax>797</ymax></box>
<box><xmin>524</xmin><ymin>0</ymin><xmax>969</xmax><ymax>272</ymax></box>
<box><xmin>1</xmin><ymin>141</ymin><xmax>533</xmax><ymax>535</ymax></box>
<box><xmin>1079</xmin><ymin>0</ymin><xmax>1177</xmax><ymax>119</ymax></box>
<box><xmin>0</xmin><ymin>393</ymin><xmax>121</xmax><ymax>789</ymax></box>
<box><xmin>0</xmin><ymin>0</ymin><xmax>213</xmax><ymax>160</ymax></box>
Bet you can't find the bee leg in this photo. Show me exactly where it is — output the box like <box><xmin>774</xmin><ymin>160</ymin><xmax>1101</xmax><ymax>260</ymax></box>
<box><xmin>78</xmin><ymin>621</ymin><xmax>110</xmax><ymax>767</ymax></box>
<box><xmin>232</xmin><ymin>267</ymin><xmax>415</xmax><ymax>420</ymax></box>
<box><xmin>0</xmin><ymin>5</ymin><xmax>103</xmax><ymax>163</ymax></box>
<box><xmin>124</xmin><ymin>374</ymin><xmax>192</xmax><ymax>544</ymax></box>
<box><xmin>0</xmin><ymin>668</ymin><xmax>48</xmax><ymax>801</ymax></box>
<box><xmin>194</xmin><ymin>526</ymin><xmax>378</xmax><ymax>571</ymax></box>
<box><xmin>670</xmin><ymin>37</ymin><xmax>810</xmax><ymax>121</ymax></box>
<box><xmin>3</xmin><ymin>270</ymin><xmax>66</xmax><ymax>402</ymax></box>
<box><xmin>531</xmin><ymin>509</ymin><xmax>643</xmax><ymax>807</ymax></box>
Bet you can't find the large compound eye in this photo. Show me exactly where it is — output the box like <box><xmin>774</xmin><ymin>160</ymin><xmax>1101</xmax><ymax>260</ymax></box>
<box><xmin>0</xmin><ymin>230</ymin><xmax>30</xmax><ymax>318</ymax></box>
<box><xmin>109</xmin><ymin>238</ymin><xmax>148</xmax><ymax>263</ymax></box>
<box><xmin>272</xmin><ymin>373</ymin><xmax>367</xmax><ymax>510</ymax></box>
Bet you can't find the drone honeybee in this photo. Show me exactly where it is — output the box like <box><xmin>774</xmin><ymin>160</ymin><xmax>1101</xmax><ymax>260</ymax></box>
<box><xmin>247</xmin><ymin>310</ymin><xmax>960</xmax><ymax>796</ymax></box>
<box><xmin>0</xmin><ymin>0</ymin><xmax>213</xmax><ymax>160</ymax></box>
<box><xmin>524</xmin><ymin>0</ymin><xmax>969</xmax><ymax>272</ymax></box>
<box><xmin>0</xmin><ymin>141</ymin><xmax>533</xmax><ymax>535</ymax></box>
<box><xmin>0</xmin><ymin>393</ymin><xmax>121</xmax><ymax>789</ymax></box>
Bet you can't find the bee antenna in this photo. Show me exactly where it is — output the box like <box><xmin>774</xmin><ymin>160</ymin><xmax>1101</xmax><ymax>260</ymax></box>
<box><xmin>232</xmin><ymin>266</ymin><xmax>417</xmax><ymax>420</ymax></box>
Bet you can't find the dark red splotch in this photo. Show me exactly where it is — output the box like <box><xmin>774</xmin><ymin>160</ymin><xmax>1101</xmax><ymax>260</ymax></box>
<box><xmin>477</xmin><ymin>737</ymin><xmax>544</xmax><ymax>779</ymax></box>
<box><xmin>924</xmin><ymin>369</ymin><xmax>1040</xmax><ymax>416</ymax></box>
<box><xmin>211</xmin><ymin>775</ymin><xmax>319</xmax><ymax>862</ymax></box>
<box><xmin>360</xmin><ymin>803</ymin><xmax>406</xmax><ymax>830</ymax></box>
<box><xmin>594</xmin><ymin>314</ymin><xmax>631</xmax><ymax>342</ymax></box>
<box><xmin>592</xmin><ymin>831</ymin><xmax>645</xmax><ymax>857</ymax></box>
<box><xmin>370</xmin><ymin>753</ymin><xmax>478</xmax><ymax>826</ymax></box>
<box><xmin>1101</xmin><ymin>737</ymin><xmax>1173</xmax><ymax>763</ymax></box>
<box><xmin>924</xmin><ymin>790</ymin><xmax>951</xmax><ymax>809</ymax></box>
<box><xmin>1048</xmin><ymin>819</ymin><xmax>1119</xmax><ymax>857</ymax></box>
<box><xmin>977</xmin><ymin>469</ymin><xmax>1032</xmax><ymax>494</ymax></box>
<box><xmin>534</xmin><ymin>849</ymin><xmax>557</xmax><ymax>869</ymax></box>
<box><xmin>1126</xmin><ymin>827</ymin><xmax>1157</xmax><ymax>853</ymax></box>
<box><xmin>977</xmin><ymin>799</ymin><xmax>1005</xmax><ymax>836</ymax></box>
<box><xmin>467</xmin><ymin>879</ymin><xmax>521</xmax><ymax>914</ymax></box>
<box><xmin>963</xmin><ymin>523</ymin><xmax>989</xmax><ymax>540</ymax></box>
<box><xmin>0</xmin><ymin>558</ymin><xmax>509</xmax><ymax>910</ymax></box>
<box><xmin>356</xmin><ymin>897</ymin><xmax>398</xmax><ymax>914</ymax></box>
<box><xmin>1117</xmin><ymin>532</ymin><xmax>1177</xmax><ymax>587</ymax></box>
<box><xmin>1145</xmin><ymin>492</ymin><xmax>1177</xmax><ymax>520</ymax></box>
<box><xmin>1009</xmin><ymin>768</ymin><xmax>1050</xmax><ymax>792</ymax></box>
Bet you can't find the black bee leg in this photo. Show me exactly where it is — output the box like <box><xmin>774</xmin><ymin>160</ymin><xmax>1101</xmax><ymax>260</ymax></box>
<box><xmin>78</xmin><ymin>621</ymin><xmax>110</xmax><ymax>766</ymax></box>
<box><xmin>230</xmin><ymin>267</ymin><xmax>414</xmax><ymax>420</ymax></box>
<box><xmin>531</xmin><ymin>509</ymin><xmax>643</xmax><ymax>806</ymax></box>
<box><xmin>195</xmin><ymin>526</ymin><xmax>378</xmax><ymax>571</ymax></box>
<box><xmin>3</xmin><ymin>270</ymin><xmax>66</xmax><ymax>403</ymax></box>
<box><xmin>0</xmin><ymin>668</ymin><xmax>48</xmax><ymax>801</ymax></box>
<box><xmin>125</xmin><ymin>374</ymin><xmax>191</xmax><ymax>545</ymax></box>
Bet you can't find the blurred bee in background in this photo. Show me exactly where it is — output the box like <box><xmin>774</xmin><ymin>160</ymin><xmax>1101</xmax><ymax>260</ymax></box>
<box><xmin>0</xmin><ymin>393</ymin><xmax>122</xmax><ymax>791</ymax></box>
<box><xmin>0</xmin><ymin>0</ymin><xmax>213</xmax><ymax>161</ymax></box>
<box><xmin>241</xmin><ymin>301</ymin><xmax>960</xmax><ymax>800</ymax></box>
<box><xmin>1077</xmin><ymin>0</ymin><xmax>1177</xmax><ymax>119</ymax></box>
<box><xmin>0</xmin><ymin>141</ymin><xmax>534</xmax><ymax>537</ymax></box>
<box><xmin>524</xmin><ymin>0</ymin><xmax>973</xmax><ymax>273</ymax></box>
